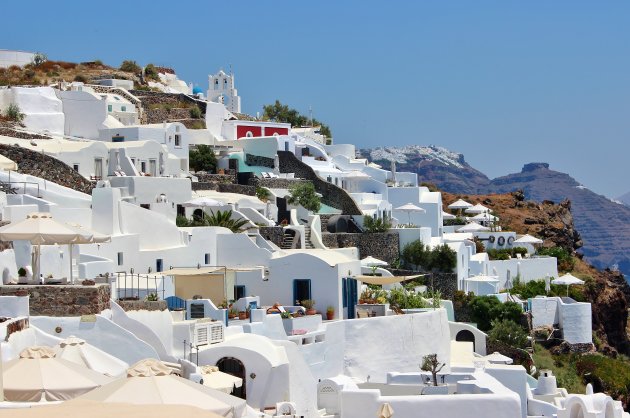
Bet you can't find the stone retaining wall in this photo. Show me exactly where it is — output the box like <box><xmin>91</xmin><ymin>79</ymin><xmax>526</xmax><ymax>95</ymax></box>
<box><xmin>219</xmin><ymin>183</ymin><xmax>255</xmax><ymax>196</ymax></box>
<box><xmin>195</xmin><ymin>173</ymin><xmax>237</xmax><ymax>184</ymax></box>
<box><xmin>0</xmin><ymin>284</ymin><xmax>110</xmax><ymax>316</ymax></box>
<box><xmin>145</xmin><ymin>108</ymin><xmax>191</xmax><ymax>124</ymax></box>
<box><xmin>259</xmin><ymin>226</ymin><xmax>284</xmax><ymax>248</ymax></box>
<box><xmin>0</xmin><ymin>144</ymin><xmax>94</xmax><ymax>195</ymax></box>
<box><xmin>322</xmin><ymin>232</ymin><xmax>399</xmax><ymax>264</ymax></box>
<box><xmin>129</xmin><ymin>90</ymin><xmax>207</xmax><ymax>113</ymax></box>
<box><xmin>278</xmin><ymin>151</ymin><xmax>361</xmax><ymax>215</ymax></box>
<box><xmin>250</xmin><ymin>178</ymin><xmax>308</xmax><ymax>189</ymax></box>
<box><xmin>118</xmin><ymin>300</ymin><xmax>167</xmax><ymax>312</ymax></box>
<box><xmin>245</xmin><ymin>153</ymin><xmax>274</xmax><ymax>168</ymax></box>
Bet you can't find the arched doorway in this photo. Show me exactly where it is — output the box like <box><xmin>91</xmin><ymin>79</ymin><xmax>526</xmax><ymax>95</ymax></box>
<box><xmin>456</xmin><ymin>330</ymin><xmax>476</xmax><ymax>352</ymax></box>
<box><xmin>569</xmin><ymin>403</ymin><xmax>585</xmax><ymax>418</ymax></box>
<box><xmin>216</xmin><ymin>357</ymin><xmax>246</xmax><ymax>399</ymax></box>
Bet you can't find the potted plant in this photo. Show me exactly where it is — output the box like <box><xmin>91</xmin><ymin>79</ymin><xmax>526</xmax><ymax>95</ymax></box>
<box><xmin>18</xmin><ymin>267</ymin><xmax>27</xmax><ymax>282</ymax></box>
<box><xmin>301</xmin><ymin>299</ymin><xmax>316</xmax><ymax>315</ymax></box>
<box><xmin>238</xmin><ymin>311</ymin><xmax>247</xmax><ymax>320</ymax></box>
<box><xmin>280</xmin><ymin>311</ymin><xmax>292</xmax><ymax>319</ymax></box>
<box><xmin>228</xmin><ymin>308</ymin><xmax>238</xmax><ymax>319</ymax></box>
<box><xmin>326</xmin><ymin>306</ymin><xmax>335</xmax><ymax>320</ymax></box>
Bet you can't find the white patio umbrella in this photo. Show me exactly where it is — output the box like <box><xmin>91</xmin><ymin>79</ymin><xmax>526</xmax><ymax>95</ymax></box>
<box><xmin>552</xmin><ymin>273</ymin><xmax>584</xmax><ymax>296</ymax></box>
<box><xmin>448</xmin><ymin>199</ymin><xmax>472</xmax><ymax>210</ymax></box>
<box><xmin>484</xmin><ymin>352</ymin><xmax>513</xmax><ymax>365</ymax></box>
<box><xmin>442</xmin><ymin>211</ymin><xmax>456</xmax><ymax>220</ymax></box>
<box><xmin>54</xmin><ymin>336</ymin><xmax>128</xmax><ymax>378</ymax></box>
<box><xmin>361</xmin><ymin>256</ymin><xmax>388</xmax><ymax>267</ymax></box>
<box><xmin>471</xmin><ymin>212</ymin><xmax>498</xmax><ymax>222</ymax></box>
<box><xmin>78</xmin><ymin>359</ymin><xmax>246</xmax><ymax>418</ymax></box>
<box><xmin>2</xmin><ymin>346</ymin><xmax>113</xmax><ymax>402</ymax></box>
<box><xmin>465</xmin><ymin>274</ymin><xmax>499</xmax><ymax>294</ymax></box>
<box><xmin>465</xmin><ymin>203</ymin><xmax>490</xmax><ymax>214</ymax></box>
<box><xmin>0</xmin><ymin>213</ymin><xmax>83</xmax><ymax>280</ymax></box>
<box><xmin>394</xmin><ymin>202</ymin><xmax>425</xmax><ymax>226</ymax></box>
<box><xmin>457</xmin><ymin>222</ymin><xmax>490</xmax><ymax>233</ymax></box>
<box><xmin>513</xmin><ymin>234</ymin><xmax>543</xmax><ymax>245</ymax></box>
<box><xmin>0</xmin><ymin>154</ymin><xmax>18</xmax><ymax>171</ymax></box>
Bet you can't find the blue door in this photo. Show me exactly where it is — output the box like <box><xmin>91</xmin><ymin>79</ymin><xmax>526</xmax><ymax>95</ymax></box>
<box><xmin>343</xmin><ymin>277</ymin><xmax>358</xmax><ymax>319</ymax></box>
<box><xmin>293</xmin><ymin>279</ymin><xmax>312</xmax><ymax>305</ymax></box>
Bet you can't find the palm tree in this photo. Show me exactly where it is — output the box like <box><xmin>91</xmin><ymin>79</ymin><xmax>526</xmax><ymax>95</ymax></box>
<box><xmin>205</xmin><ymin>210</ymin><xmax>250</xmax><ymax>233</ymax></box>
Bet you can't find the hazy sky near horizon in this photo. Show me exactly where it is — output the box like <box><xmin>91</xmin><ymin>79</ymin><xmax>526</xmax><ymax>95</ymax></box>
<box><xmin>3</xmin><ymin>1</ymin><xmax>629</xmax><ymax>197</ymax></box>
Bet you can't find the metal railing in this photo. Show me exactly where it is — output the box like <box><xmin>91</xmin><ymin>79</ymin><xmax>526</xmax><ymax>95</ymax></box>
<box><xmin>1</xmin><ymin>178</ymin><xmax>41</xmax><ymax>197</ymax></box>
<box><xmin>115</xmin><ymin>272</ymin><xmax>166</xmax><ymax>301</ymax></box>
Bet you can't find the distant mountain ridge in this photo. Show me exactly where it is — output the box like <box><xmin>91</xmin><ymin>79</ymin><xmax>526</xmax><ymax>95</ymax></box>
<box><xmin>616</xmin><ymin>191</ymin><xmax>630</xmax><ymax>207</ymax></box>
<box><xmin>358</xmin><ymin>146</ymin><xmax>630</xmax><ymax>278</ymax></box>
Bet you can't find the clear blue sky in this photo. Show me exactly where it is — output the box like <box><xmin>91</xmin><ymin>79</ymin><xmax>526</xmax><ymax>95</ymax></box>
<box><xmin>3</xmin><ymin>1</ymin><xmax>629</xmax><ymax>197</ymax></box>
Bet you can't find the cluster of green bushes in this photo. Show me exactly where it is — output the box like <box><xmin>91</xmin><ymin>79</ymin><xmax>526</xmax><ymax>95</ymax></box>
<box><xmin>506</xmin><ymin>277</ymin><xmax>588</xmax><ymax>301</ymax></box>
<box><xmin>400</xmin><ymin>240</ymin><xmax>457</xmax><ymax>273</ymax></box>
<box><xmin>487</xmin><ymin>247</ymin><xmax>528</xmax><ymax>260</ymax></box>
<box><xmin>537</xmin><ymin>246</ymin><xmax>575</xmax><ymax>272</ymax></box>
<box><xmin>443</xmin><ymin>217</ymin><xmax>467</xmax><ymax>226</ymax></box>
<box><xmin>363</xmin><ymin>215</ymin><xmax>392</xmax><ymax>233</ymax></box>
<box><xmin>263</xmin><ymin>100</ymin><xmax>332</xmax><ymax>138</ymax></box>
<box><xmin>576</xmin><ymin>354</ymin><xmax>630</xmax><ymax>402</ymax></box>
<box><xmin>119</xmin><ymin>60</ymin><xmax>141</xmax><ymax>73</ymax></box>
<box><xmin>2</xmin><ymin>103</ymin><xmax>24</xmax><ymax>122</ymax></box>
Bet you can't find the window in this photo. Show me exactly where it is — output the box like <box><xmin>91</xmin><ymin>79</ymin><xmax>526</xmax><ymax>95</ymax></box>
<box><xmin>131</xmin><ymin>158</ymin><xmax>136</xmax><ymax>166</ymax></box>
<box><xmin>204</xmin><ymin>253</ymin><xmax>210</xmax><ymax>265</ymax></box>
<box><xmin>174</xmin><ymin>134</ymin><xmax>181</xmax><ymax>147</ymax></box>
<box><xmin>293</xmin><ymin>279</ymin><xmax>311</xmax><ymax>304</ymax></box>
<box><xmin>72</xmin><ymin>164</ymin><xmax>79</xmax><ymax>172</ymax></box>
<box><xmin>94</xmin><ymin>158</ymin><xmax>103</xmax><ymax>179</ymax></box>
<box><xmin>107</xmin><ymin>105</ymin><xmax>112</xmax><ymax>112</ymax></box>
<box><xmin>156</xmin><ymin>259</ymin><xmax>163</xmax><ymax>273</ymax></box>
<box><xmin>141</xmin><ymin>161</ymin><xmax>147</xmax><ymax>173</ymax></box>
<box><xmin>140</xmin><ymin>203</ymin><xmax>150</xmax><ymax>210</ymax></box>
<box><xmin>117</xmin><ymin>252</ymin><xmax>123</xmax><ymax>266</ymax></box>
<box><xmin>234</xmin><ymin>285</ymin><xmax>246</xmax><ymax>300</ymax></box>
<box><xmin>214</xmin><ymin>79</ymin><xmax>219</xmax><ymax>90</ymax></box>
<box><xmin>121</xmin><ymin>105</ymin><xmax>126</xmax><ymax>112</ymax></box>
<box><xmin>245</xmin><ymin>131</ymin><xmax>253</xmax><ymax>138</ymax></box>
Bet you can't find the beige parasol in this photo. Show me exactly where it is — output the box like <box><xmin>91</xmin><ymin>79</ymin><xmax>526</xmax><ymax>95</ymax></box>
<box><xmin>377</xmin><ymin>402</ymin><xmax>394</xmax><ymax>418</ymax></box>
<box><xmin>0</xmin><ymin>400</ymin><xmax>224</xmax><ymax>418</ymax></box>
<box><xmin>200</xmin><ymin>365</ymin><xmax>243</xmax><ymax>394</ymax></box>
<box><xmin>77</xmin><ymin>359</ymin><xmax>246</xmax><ymax>418</ymax></box>
<box><xmin>54</xmin><ymin>336</ymin><xmax>128</xmax><ymax>378</ymax></box>
<box><xmin>2</xmin><ymin>346</ymin><xmax>113</xmax><ymax>402</ymax></box>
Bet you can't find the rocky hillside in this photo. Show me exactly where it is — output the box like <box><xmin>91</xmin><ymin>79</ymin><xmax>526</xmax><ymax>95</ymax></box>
<box><xmin>443</xmin><ymin>191</ymin><xmax>630</xmax><ymax>355</ymax></box>
<box><xmin>617</xmin><ymin>191</ymin><xmax>630</xmax><ymax>207</ymax></box>
<box><xmin>360</xmin><ymin>146</ymin><xmax>630</xmax><ymax>279</ymax></box>
<box><xmin>358</xmin><ymin>146</ymin><xmax>490</xmax><ymax>193</ymax></box>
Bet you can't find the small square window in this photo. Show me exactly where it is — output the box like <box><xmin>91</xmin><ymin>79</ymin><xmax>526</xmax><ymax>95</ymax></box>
<box><xmin>117</xmin><ymin>252</ymin><xmax>124</xmax><ymax>266</ymax></box>
<box><xmin>107</xmin><ymin>105</ymin><xmax>112</xmax><ymax>112</ymax></box>
<box><xmin>72</xmin><ymin>164</ymin><xmax>79</xmax><ymax>172</ymax></box>
<box><xmin>121</xmin><ymin>106</ymin><xmax>126</xmax><ymax>112</ymax></box>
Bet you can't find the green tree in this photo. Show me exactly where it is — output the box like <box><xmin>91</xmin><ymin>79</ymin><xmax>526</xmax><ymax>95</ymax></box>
<box><xmin>120</xmin><ymin>60</ymin><xmax>141</xmax><ymax>73</ymax></box>
<box><xmin>488</xmin><ymin>319</ymin><xmax>529</xmax><ymax>349</ymax></box>
<box><xmin>189</xmin><ymin>145</ymin><xmax>217</xmax><ymax>172</ymax></box>
<box><xmin>263</xmin><ymin>100</ymin><xmax>332</xmax><ymax>138</ymax></box>
<box><xmin>189</xmin><ymin>106</ymin><xmax>202</xmax><ymax>119</ymax></box>
<box><xmin>401</xmin><ymin>240</ymin><xmax>431</xmax><ymax>271</ymax></box>
<box><xmin>205</xmin><ymin>210</ymin><xmax>250</xmax><ymax>232</ymax></box>
<box><xmin>287</xmin><ymin>182</ymin><xmax>321</xmax><ymax>212</ymax></box>
<box><xmin>428</xmin><ymin>244</ymin><xmax>457</xmax><ymax>273</ymax></box>
<box><xmin>421</xmin><ymin>354</ymin><xmax>445</xmax><ymax>386</ymax></box>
